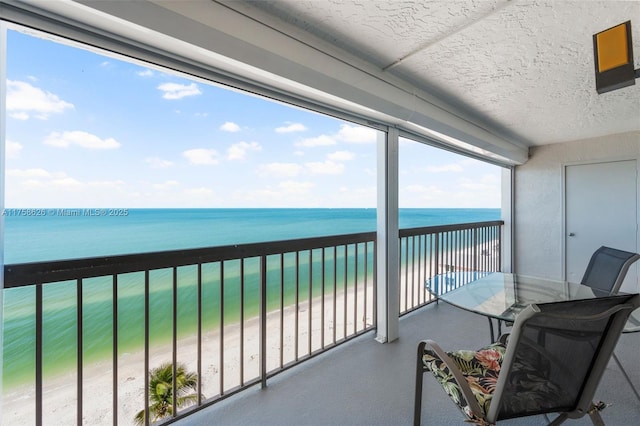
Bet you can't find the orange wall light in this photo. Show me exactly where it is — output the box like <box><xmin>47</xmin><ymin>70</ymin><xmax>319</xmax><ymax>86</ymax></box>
<box><xmin>593</xmin><ymin>21</ymin><xmax>637</xmax><ymax>94</ymax></box>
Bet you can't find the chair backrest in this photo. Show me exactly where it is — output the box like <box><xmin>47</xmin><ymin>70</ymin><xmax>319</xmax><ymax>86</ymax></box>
<box><xmin>486</xmin><ymin>293</ymin><xmax>640</xmax><ymax>423</ymax></box>
<box><xmin>580</xmin><ymin>246</ymin><xmax>640</xmax><ymax>294</ymax></box>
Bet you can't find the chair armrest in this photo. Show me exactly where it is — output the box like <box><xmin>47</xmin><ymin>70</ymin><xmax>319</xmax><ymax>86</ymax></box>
<box><xmin>419</xmin><ymin>339</ymin><xmax>485</xmax><ymax>420</ymax></box>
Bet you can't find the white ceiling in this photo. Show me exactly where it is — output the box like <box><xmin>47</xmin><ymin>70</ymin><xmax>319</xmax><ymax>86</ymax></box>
<box><xmin>229</xmin><ymin>0</ymin><xmax>640</xmax><ymax>146</ymax></box>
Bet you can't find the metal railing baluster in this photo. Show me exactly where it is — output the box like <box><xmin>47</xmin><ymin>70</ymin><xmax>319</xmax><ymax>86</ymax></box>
<box><xmin>112</xmin><ymin>275</ymin><xmax>118</xmax><ymax>426</ymax></box>
<box><xmin>197</xmin><ymin>264</ymin><xmax>202</xmax><ymax>405</ymax></box>
<box><xmin>321</xmin><ymin>248</ymin><xmax>326</xmax><ymax>349</ymax></box>
<box><xmin>240</xmin><ymin>259</ymin><xmax>245</xmax><ymax>385</ymax></box>
<box><xmin>332</xmin><ymin>246</ymin><xmax>337</xmax><ymax>345</ymax></box>
<box><xmin>307</xmin><ymin>250</ymin><xmax>312</xmax><ymax>355</ymax></box>
<box><xmin>279</xmin><ymin>254</ymin><xmax>284</xmax><ymax>369</ymax></box>
<box><xmin>295</xmin><ymin>252</ymin><xmax>300</xmax><ymax>361</ymax></box>
<box><xmin>172</xmin><ymin>267</ymin><xmax>178</xmax><ymax>419</ymax></box>
<box><xmin>144</xmin><ymin>271</ymin><xmax>150</xmax><ymax>426</ymax></box>
<box><xmin>343</xmin><ymin>245</ymin><xmax>347</xmax><ymax>340</ymax></box>
<box><xmin>77</xmin><ymin>278</ymin><xmax>83</xmax><ymax>425</ymax></box>
<box><xmin>219</xmin><ymin>262</ymin><xmax>224</xmax><ymax>396</ymax></box>
<box><xmin>260</xmin><ymin>255</ymin><xmax>267</xmax><ymax>389</ymax></box>
<box><xmin>36</xmin><ymin>284</ymin><xmax>43</xmax><ymax>426</ymax></box>
<box><xmin>354</xmin><ymin>243</ymin><xmax>358</xmax><ymax>334</ymax></box>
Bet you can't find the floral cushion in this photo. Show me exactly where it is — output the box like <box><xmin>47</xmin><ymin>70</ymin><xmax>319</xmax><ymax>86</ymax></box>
<box><xmin>422</xmin><ymin>342</ymin><xmax>505</xmax><ymax>424</ymax></box>
<box><xmin>422</xmin><ymin>341</ymin><xmax>568</xmax><ymax>424</ymax></box>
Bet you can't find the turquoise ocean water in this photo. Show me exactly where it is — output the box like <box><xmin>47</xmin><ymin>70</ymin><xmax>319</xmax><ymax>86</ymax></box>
<box><xmin>2</xmin><ymin>208</ymin><xmax>499</xmax><ymax>388</ymax></box>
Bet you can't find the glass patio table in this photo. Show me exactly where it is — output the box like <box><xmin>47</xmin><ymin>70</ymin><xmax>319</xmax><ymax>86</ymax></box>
<box><xmin>426</xmin><ymin>271</ymin><xmax>613</xmax><ymax>339</ymax></box>
<box><xmin>425</xmin><ymin>271</ymin><xmax>640</xmax><ymax>399</ymax></box>
<box><xmin>426</xmin><ymin>271</ymin><xmax>640</xmax><ymax>337</ymax></box>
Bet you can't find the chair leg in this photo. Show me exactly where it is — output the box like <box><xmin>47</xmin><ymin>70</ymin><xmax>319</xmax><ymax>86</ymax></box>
<box><xmin>414</xmin><ymin>342</ymin><xmax>426</xmax><ymax>426</ymax></box>
<box><xmin>487</xmin><ymin>317</ymin><xmax>495</xmax><ymax>342</ymax></box>
<box><xmin>547</xmin><ymin>413</ymin><xmax>568</xmax><ymax>425</ymax></box>
<box><xmin>588</xmin><ymin>409</ymin><xmax>605</xmax><ymax>426</ymax></box>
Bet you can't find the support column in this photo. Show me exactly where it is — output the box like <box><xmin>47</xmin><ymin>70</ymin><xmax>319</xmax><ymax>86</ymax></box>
<box><xmin>500</xmin><ymin>167</ymin><xmax>514</xmax><ymax>273</ymax></box>
<box><xmin>0</xmin><ymin>20</ymin><xmax>7</xmax><ymax>399</ymax></box>
<box><xmin>376</xmin><ymin>127</ymin><xmax>399</xmax><ymax>343</ymax></box>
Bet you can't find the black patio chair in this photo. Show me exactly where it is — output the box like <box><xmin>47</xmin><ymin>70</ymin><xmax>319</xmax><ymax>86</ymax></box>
<box><xmin>414</xmin><ymin>294</ymin><xmax>640</xmax><ymax>425</ymax></box>
<box><xmin>580</xmin><ymin>246</ymin><xmax>640</xmax><ymax>401</ymax></box>
<box><xmin>580</xmin><ymin>246</ymin><xmax>640</xmax><ymax>294</ymax></box>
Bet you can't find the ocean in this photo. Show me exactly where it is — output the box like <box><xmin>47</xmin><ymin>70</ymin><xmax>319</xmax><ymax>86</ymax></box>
<box><xmin>2</xmin><ymin>208</ymin><xmax>499</xmax><ymax>389</ymax></box>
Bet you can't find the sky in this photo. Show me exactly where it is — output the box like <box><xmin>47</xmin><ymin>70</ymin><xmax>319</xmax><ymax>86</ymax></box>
<box><xmin>5</xmin><ymin>28</ymin><xmax>502</xmax><ymax>209</ymax></box>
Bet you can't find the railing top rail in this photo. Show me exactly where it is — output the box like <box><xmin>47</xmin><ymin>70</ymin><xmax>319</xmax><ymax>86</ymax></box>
<box><xmin>4</xmin><ymin>231</ymin><xmax>376</xmax><ymax>288</ymax></box>
<box><xmin>399</xmin><ymin>220</ymin><xmax>504</xmax><ymax>238</ymax></box>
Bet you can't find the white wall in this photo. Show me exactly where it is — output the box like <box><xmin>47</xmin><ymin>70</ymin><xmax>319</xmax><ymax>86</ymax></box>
<box><xmin>514</xmin><ymin>131</ymin><xmax>640</xmax><ymax>280</ymax></box>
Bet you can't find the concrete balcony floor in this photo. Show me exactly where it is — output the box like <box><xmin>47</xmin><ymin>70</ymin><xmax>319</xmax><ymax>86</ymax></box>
<box><xmin>177</xmin><ymin>302</ymin><xmax>640</xmax><ymax>426</ymax></box>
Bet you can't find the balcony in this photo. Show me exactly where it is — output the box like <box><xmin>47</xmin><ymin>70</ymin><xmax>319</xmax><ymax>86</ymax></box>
<box><xmin>2</xmin><ymin>221</ymin><xmax>502</xmax><ymax>426</ymax></box>
<box><xmin>176</xmin><ymin>303</ymin><xmax>640</xmax><ymax>426</ymax></box>
<box><xmin>4</xmin><ymin>219</ymin><xmax>638</xmax><ymax>425</ymax></box>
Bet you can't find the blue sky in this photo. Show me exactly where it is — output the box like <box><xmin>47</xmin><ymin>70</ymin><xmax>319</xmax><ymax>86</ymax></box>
<box><xmin>5</xmin><ymin>28</ymin><xmax>501</xmax><ymax>208</ymax></box>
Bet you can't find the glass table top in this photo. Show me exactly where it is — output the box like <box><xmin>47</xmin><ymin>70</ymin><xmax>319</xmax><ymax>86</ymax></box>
<box><xmin>426</xmin><ymin>271</ymin><xmax>640</xmax><ymax>333</ymax></box>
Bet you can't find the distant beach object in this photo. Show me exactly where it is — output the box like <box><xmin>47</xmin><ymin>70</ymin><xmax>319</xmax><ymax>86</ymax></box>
<box><xmin>134</xmin><ymin>362</ymin><xmax>200</xmax><ymax>425</ymax></box>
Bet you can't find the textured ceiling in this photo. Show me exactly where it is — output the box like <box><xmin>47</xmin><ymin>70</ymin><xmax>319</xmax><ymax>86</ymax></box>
<box><xmin>238</xmin><ymin>0</ymin><xmax>640</xmax><ymax>146</ymax></box>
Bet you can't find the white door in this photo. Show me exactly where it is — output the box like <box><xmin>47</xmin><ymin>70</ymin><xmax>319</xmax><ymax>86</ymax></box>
<box><xmin>565</xmin><ymin>160</ymin><xmax>638</xmax><ymax>292</ymax></box>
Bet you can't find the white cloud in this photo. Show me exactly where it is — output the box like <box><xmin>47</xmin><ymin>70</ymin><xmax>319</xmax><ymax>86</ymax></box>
<box><xmin>336</xmin><ymin>124</ymin><xmax>377</xmax><ymax>144</ymax></box>
<box><xmin>44</xmin><ymin>131</ymin><xmax>121</xmax><ymax>149</ymax></box>
<box><xmin>137</xmin><ymin>69</ymin><xmax>154</xmax><ymax>77</ymax></box>
<box><xmin>145</xmin><ymin>157</ymin><xmax>174</xmax><ymax>169</ymax></box>
<box><xmin>157</xmin><ymin>82</ymin><xmax>201</xmax><ymax>100</ymax></box>
<box><xmin>152</xmin><ymin>180</ymin><xmax>180</xmax><ymax>190</ymax></box>
<box><xmin>220</xmin><ymin>121</ymin><xmax>241</xmax><ymax>132</ymax></box>
<box><xmin>7</xmin><ymin>141</ymin><xmax>23</xmax><ymax>159</ymax></box>
<box><xmin>227</xmin><ymin>141</ymin><xmax>261</xmax><ymax>160</ymax></box>
<box><xmin>86</xmin><ymin>180</ymin><xmax>126</xmax><ymax>189</ymax></box>
<box><xmin>7</xmin><ymin>168</ymin><xmax>62</xmax><ymax>178</ymax></box>
<box><xmin>425</xmin><ymin>163</ymin><xmax>464</xmax><ymax>173</ymax></box>
<box><xmin>8</xmin><ymin>168</ymin><xmax>123</xmax><ymax>190</ymax></box>
<box><xmin>7</xmin><ymin>80</ymin><xmax>74</xmax><ymax>120</ymax></box>
<box><xmin>278</xmin><ymin>180</ymin><xmax>315</xmax><ymax>194</ymax></box>
<box><xmin>184</xmin><ymin>187</ymin><xmax>215</xmax><ymax>197</ymax></box>
<box><xmin>305</xmin><ymin>160</ymin><xmax>344</xmax><ymax>175</ymax></box>
<box><xmin>295</xmin><ymin>124</ymin><xmax>375</xmax><ymax>149</ymax></box>
<box><xmin>295</xmin><ymin>135</ymin><xmax>336</xmax><ymax>147</ymax></box>
<box><xmin>183</xmin><ymin>148</ymin><xmax>220</xmax><ymax>165</ymax></box>
<box><xmin>257</xmin><ymin>162</ymin><xmax>303</xmax><ymax>177</ymax></box>
<box><xmin>276</xmin><ymin>122</ymin><xmax>307</xmax><ymax>133</ymax></box>
<box><xmin>327</xmin><ymin>150</ymin><xmax>355</xmax><ymax>161</ymax></box>
<box><xmin>403</xmin><ymin>184</ymin><xmax>448</xmax><ymax>204</ymax></box>
<box><xmin>406</xmin><ymin>184</ymin><xmax>444</xmax><ymax>194</ymax></box>
<box><xmin>17</xmin><ymin>176</ymin><xmax>81</xmax><ymax>189</ymax></box>
<box><xmin>9</xmin><ymin>112</ymin><xmax>29</xmax><ymax>120</ymax></box>
<box><xmin>458</xmin><ymin>174</ymin><xmax>500</xmax><ymax>190</ymax></box>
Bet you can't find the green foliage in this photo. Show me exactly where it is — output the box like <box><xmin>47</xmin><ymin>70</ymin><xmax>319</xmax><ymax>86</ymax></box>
<box><xmin>134</xmin><ymin>362</ymin><xmax>200</xmax><ymax>425</ymax></box>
